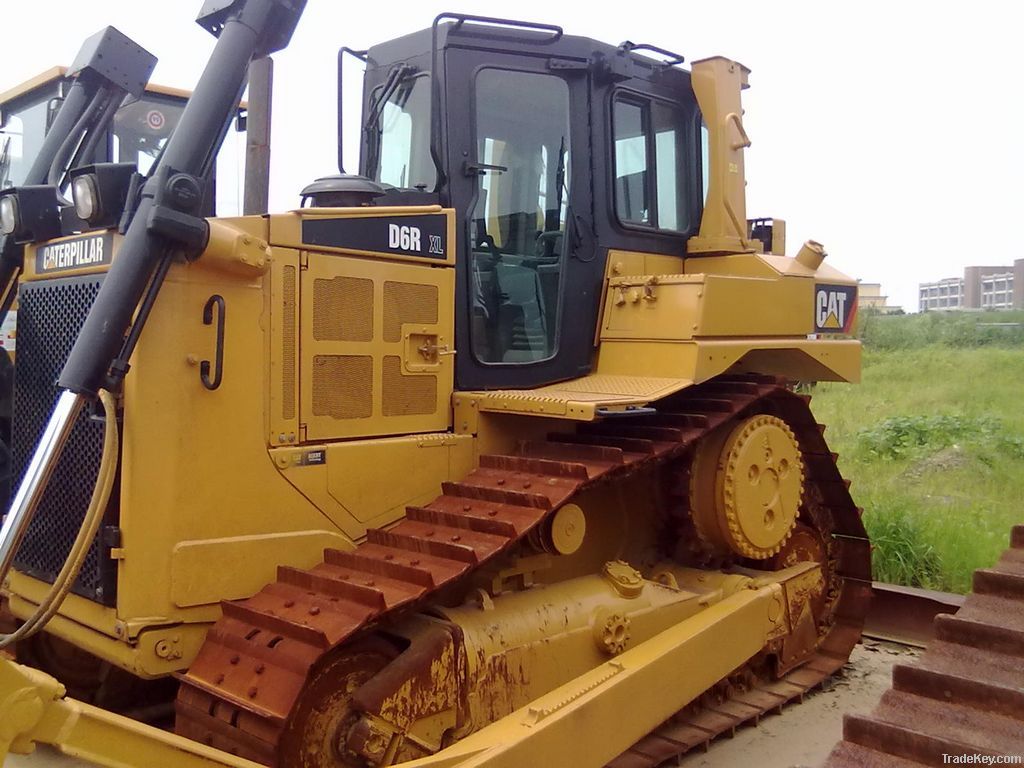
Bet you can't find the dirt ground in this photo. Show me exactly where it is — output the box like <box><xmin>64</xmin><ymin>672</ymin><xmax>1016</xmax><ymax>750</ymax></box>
<box><xmin>681</xmin><ymin>640</ymin><xmax>919</xmax><ymax>768</ymax></box>
<box><xmin>6</xmin><ymin>640</ymin><xmax>916</xmax><ymax>768</ymax></box>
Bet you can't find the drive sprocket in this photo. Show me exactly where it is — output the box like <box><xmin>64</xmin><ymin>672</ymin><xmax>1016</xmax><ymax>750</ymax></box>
<box><xmin>689</xmin><ymin>413</ymin><xmax>804</xmax><ymax>559</ymax></box>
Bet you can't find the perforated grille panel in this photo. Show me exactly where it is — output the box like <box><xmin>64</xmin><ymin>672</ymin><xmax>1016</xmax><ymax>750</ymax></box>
<box><xmin>281</xmin><ymin>265</ymin><xmax>297</xmax><ymax>421</ymax></box>
<box><xmin>313</xmin><ymin>277</ymin><xmax>373</xmax><ymax>342</ymax></box>
<box><xmin>11</xmin><ymin>275</ymin><xmax>117</xmax><ymax>606</ymax></box>
<box><xmin>383</xmin><ymin>282</ymin><xmax>437</xmax><ymax>343</ymax></box>
<box><xmin>312</xmin><ymin>355</ymin><xmax>373</xmax><ymax>419</ymax></box>
<box><xmin>382</xmin><ymin>355</ymin><xmax>436</xmax><ymax>416</ymax></box>
<box><xmin>301</xmin><ymin>253</ymin><xmax>451</xmax><ymax>440</ymax></box>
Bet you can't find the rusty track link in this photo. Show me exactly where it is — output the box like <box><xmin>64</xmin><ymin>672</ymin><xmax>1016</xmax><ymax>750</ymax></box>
<box><xmin>824</xmin><ymin>525</ymin><xmax>1024</xmax><ymax>767</ymax></box>
<box><xmin>175</xmin><ymin>376</ymin><xmax>871</xmax><ymax>766</ymax></box>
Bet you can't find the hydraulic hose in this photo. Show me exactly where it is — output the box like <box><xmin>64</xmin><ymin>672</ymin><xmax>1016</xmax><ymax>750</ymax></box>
<box><xmin>0</xmin><ymin>389</ymin><xmax>118</xmax><ymax>649</ymax></box>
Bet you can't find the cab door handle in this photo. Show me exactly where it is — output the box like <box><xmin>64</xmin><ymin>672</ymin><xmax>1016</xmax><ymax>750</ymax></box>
<box><xmin>200</xmin><ymin>294</ymin><xmax>225</xmax><ymax>391</ymax></box>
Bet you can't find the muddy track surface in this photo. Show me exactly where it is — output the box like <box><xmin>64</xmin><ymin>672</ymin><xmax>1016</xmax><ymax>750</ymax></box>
<box><xmin>174</xmin><ymin>375</ymin><xmax>872</xmax><ymax>767</ymax></box>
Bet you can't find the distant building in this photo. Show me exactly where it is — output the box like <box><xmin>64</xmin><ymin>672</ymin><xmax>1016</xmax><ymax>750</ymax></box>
<box><xmin>858</xmin><ymin>282</ymin><xmax>902</xmax><ymax>314</ymax></box>
<box><xmin>919</xmin><ymin>277</ymin><xmax>964</xmax><ymax>311</ymax></box>
<box><xmin>919</xmin><ymin>259</ymin><xmax>1024</xmax><ymax>312</ymax></box>
<box><xmin>980</xmin><ymin>271</ymin><xmax>1014</xmax><ymax>309</ymax></box>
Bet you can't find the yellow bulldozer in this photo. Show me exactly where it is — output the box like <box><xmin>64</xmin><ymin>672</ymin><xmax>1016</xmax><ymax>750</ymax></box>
<box><xmin>0</xmin><ymin>1</ymin><xmax>935</xmax><ymax>765</ymax></box>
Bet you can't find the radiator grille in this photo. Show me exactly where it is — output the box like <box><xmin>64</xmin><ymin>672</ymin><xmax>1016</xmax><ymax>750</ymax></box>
<box><xmin>312</xmin><ymin>355</ymin><xmax>372</xmax><ymax>419</ymax></box>
<box><xmin>313</xmin><ymin>277</ymin><xmax>373</xmax><ymax>342</ymax></box>
<box><xmin>11</xmin><ymin>275</ymin><xmax>116</xmax><ymax>605</ymax></box>
<box><xmin>281</xmin><ymin>265</ymin><xmax>297</xmax><ymax>421</ymax></box>
<box><xmin>382</xmin><ymin>355</ymin><xmax>436</xmax><ymax>416</ymax></box>
<box><xmin>382</xmin><ymin>282</ymin><xmax>437</xmax><ymax>343</ymax></box>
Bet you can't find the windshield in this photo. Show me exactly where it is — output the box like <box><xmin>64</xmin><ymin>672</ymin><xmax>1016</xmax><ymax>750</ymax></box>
<box><xmin>370</xmin><ymin>74</ymin><xmax>436</xmax><ymax>190</ymax></box>
<box><xmin>111</xmin><ymin>94</ymin><xmax>184</xmax><ymax>176</ymax></box>
<box><xmin>0</xmin><ymin>89</ymin><xmax>185</xmax><ymax>191</ymax></box>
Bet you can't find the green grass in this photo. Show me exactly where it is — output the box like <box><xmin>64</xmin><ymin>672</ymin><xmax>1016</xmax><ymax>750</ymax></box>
<box><xmin>808</xmin><ymin>315</ymin><xmax>1024</xmax><ymax>593</ymax></box>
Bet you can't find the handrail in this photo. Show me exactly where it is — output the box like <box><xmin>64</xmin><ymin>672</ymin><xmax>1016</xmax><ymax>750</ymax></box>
<box><xmin>439</xmin><ymin>12</ymin><xmax>562</xmax><ymax>44</ymax></box>
<box><xmin>618</xmin><ymin>41</ymin><xmax>686</xmax><ymax>69</ymax></box>
<box><xmin>337</xmin><ymin>46</ymin><xmax>369</xmax><ymax>175</ymax></box>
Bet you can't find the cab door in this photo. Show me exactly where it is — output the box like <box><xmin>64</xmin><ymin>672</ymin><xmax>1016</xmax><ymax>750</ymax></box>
<box><xmin>444</xmin><ymin>46</ymin><xmax>601</xmax><ymax>391</ymax></box>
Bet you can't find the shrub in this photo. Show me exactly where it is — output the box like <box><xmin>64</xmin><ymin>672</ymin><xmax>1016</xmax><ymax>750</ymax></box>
<box><xmin>863</xmin><ymin>504</ymin><xmax>943</xmax><ymax>588</ymax></box>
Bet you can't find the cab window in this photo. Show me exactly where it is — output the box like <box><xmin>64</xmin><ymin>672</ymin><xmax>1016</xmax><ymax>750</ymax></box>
<box><xmin>371</xmin><ymin>74</ymin><xmax>436</xmax><ymax>190</ymax></box>
<box><xmin>111</xmin><ymin>96</ymin><xmax>183</xmax><ymax>176</ymax></box>
<box><xmin>111</xmin><ymin>94</ymin><xmax>244</xmax><ymax>216</ymax></box>
<box><xmin>470</xmin><ymin>69</ymin><xmax>570</xmax><ymax>365</ymax></box>
<box><xmin>613</xmin><ymin>95</ymin><xmax>691</xmax><ymax>232</ymax></box>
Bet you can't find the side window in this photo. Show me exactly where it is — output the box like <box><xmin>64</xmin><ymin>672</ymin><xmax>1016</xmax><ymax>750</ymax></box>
<box><xmin>652</xmin><ymin>101</ymin><xmax>685</xmax><ymax>230</ymax></box>
<box><xmin>613</xmin><ymin>95</ymin><xmax>692</xmax><ymax>232</ymax></box>
<box><xmin>613</xmin><ymin>101</ymin><xmax>648</xmax><ymax>223</ymax></box>
<box><xmin>371</xmin><ymin>75</ymin><xmax>436</xmax><ymax>190</ymax></box>
<box><xmin>470</xmin><ymin>69</ymin><xmax>571</xmax><ymax>365</ymax></box>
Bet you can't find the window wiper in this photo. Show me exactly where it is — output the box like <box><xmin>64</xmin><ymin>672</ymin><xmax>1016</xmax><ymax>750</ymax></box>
<box><xmin>555</xmin><ymin>135</ymin><xmax>567</xmax><ymax>216</ymax></box>
<box><xmin>537</xmin><ymin>135</ymin><xmax>569</xmax><ymax>257</ymax></box>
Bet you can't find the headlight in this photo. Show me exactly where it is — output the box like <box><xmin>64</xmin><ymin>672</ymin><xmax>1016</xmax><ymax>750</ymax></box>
<box><xmin>68</xmin><ymin>163</ymin><xmax>136</xmax><ymax>230</ymax></box>
<box><xmin>72</xmin><ymin>174</ymin><xmax>101</xmax><ymax>222</ymax></box>
<box><xmin>0</xmin><ymin>195</ymin><xmax>18</xmax><ymax>236</ymax></box>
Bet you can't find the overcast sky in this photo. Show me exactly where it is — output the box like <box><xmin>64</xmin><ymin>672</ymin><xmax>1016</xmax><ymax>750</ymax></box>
<box><xmin>5</xmin><ymin>1</ymin><xmax>1023</xmax><ymax>311</ymax></box>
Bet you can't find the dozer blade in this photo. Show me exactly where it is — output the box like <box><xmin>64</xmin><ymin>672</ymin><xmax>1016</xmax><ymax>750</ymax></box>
<box><xmin>0</xmin><ymin>655</ymin><xmax>262</xmax><ymax>768</ymax></box>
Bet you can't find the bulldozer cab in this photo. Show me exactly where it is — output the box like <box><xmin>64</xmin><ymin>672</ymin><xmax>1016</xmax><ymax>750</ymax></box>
<box><xmin>356</xmin><ymin>17</ymin><xmax>704</xmax><ymax>390</ymax></box>
<box><xmin>0</xmin><ymin>67</ymin><xmax>245</xmax><ymax>214</ymax></box>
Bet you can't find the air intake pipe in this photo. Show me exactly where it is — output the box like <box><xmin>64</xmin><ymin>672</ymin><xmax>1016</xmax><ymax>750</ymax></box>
<box><xmin>687</xmin><ymin>56</ymin><xmax>755</xmax><ymax>255</ymax></box>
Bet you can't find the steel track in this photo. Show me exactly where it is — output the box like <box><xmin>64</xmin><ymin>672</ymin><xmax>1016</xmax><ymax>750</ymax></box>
<box><xmin>174</xmin><ymin>375</ymin><xmax>872</xmax><ymax>767</ymax></box>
